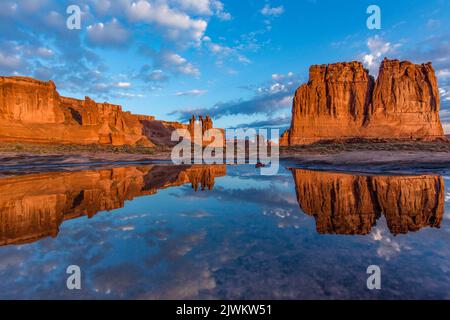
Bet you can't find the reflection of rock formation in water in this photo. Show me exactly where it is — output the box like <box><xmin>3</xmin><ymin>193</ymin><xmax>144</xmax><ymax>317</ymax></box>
<box><xmin>291</xmin><ymin>169</ymin><xmax>445</xmax><ymax>235</ymax></box>
<box><xmin>0</xmin><ymin>165</ymin><xmax>226</xmax><ymax>246</ymax></box>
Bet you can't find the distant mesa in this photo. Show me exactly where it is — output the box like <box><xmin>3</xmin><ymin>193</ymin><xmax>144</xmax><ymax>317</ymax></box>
<box><xmin>0</xmin><ymin>76</ymin><xmax>219</xmax><ymax>147</ymax></box>
<box><xmin>281</xmin><ymin>58</ymin><xmax>446</xmax><ymax>146</ymax></box>
<box><xmin>291</xmin><ymin>169</ymin><xmax>445</xmax><ymax>235</ymax></box>
<box><xmin>0</xmin><ymin>164</ymin><xmax>226</xmax><ymax>246</ymax></box>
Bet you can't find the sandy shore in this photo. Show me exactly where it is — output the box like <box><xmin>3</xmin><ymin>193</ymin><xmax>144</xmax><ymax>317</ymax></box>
<box><xmin>281</xmin><ymin>151</ymin><xmax>450</xmax><ymax>174</ymax></box>
<box><xmin>0</xmin><ymin>149</ymin><xmax>449</xmax><ymax>175</ymax></box>
<box><xmin>1</xmin><ymin>139</ymin><xmax>450</xmax><ymax>175</ymax></box>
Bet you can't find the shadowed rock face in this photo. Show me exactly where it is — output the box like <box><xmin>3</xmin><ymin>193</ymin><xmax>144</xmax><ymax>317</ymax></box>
<box><xmin>0</xmin><ymin>165</ymin><xmax>226</xmax><ymax>246</ymax></box>
<box><xmin>291</xmin><ymin>169</ymin><xmax>445</xmax><ymax>235</ymax></box>
<box><xmin>283</xmin><ymin>59</ymin><xmax>445</xmax><ymax>145</ymax></box>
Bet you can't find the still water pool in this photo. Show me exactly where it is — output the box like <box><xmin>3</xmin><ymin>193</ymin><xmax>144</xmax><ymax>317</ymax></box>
<box><xmin>0</xmin><ymin>163</ymin><xmax>449</xmax><ymax>299</ymax></box>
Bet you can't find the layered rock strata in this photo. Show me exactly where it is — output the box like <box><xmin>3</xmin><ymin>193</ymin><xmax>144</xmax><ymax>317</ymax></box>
<box><xmin>282</xmin><ymin>59</ymin><xmax>445</xmax><ymax>145</ymax></box>
<box><xmin>0</xmin><ymin>76</ymin><xmax>208</xmax><ymax>147</ymax></box>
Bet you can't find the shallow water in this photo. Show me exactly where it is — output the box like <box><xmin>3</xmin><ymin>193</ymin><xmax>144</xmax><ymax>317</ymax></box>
<box><xmin>0</xmin><ymin>163</ymin><xmax>449</xmax><ymax>299</ymax></box>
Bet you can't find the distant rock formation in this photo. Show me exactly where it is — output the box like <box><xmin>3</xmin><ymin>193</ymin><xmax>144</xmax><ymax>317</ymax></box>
<box><xmin>188</xmin><ymin>115</ymin><xmax>213</xmax><ymax>136</ymax></box>
<box><xmin>0</xmin><ymin>76</ymin><xmax>197</xmax><ymax>147</ymax></box>
<box><xmin>187</xmin><ymin>115</ymin><xmax>225</xmax><ymax>147</ymax></box>
<box><xmin>281</xmin><ymin>59</ymin><xmax>445</xmax><ymax>145</ymax></box>
<box><xmin>291</xmin><ymin>169</ymin><xmax>445</xmax><ymax>235</ymax></box>
<box><xmin>0</xmin><ymin>164</ymin><xmax>226</xmax><ymax>246</ymax></box>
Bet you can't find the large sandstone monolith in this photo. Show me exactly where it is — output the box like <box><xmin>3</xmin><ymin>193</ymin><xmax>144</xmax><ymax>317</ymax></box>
<box><xmin>282</xmin><ymin>58</ymin><xmax>445</xmax><ymax>145</ymax></box>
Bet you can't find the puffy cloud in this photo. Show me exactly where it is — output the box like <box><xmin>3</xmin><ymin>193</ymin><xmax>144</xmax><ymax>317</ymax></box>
<box><xmin>127</xmin><ymin>0</ymin><xmax>207</xmax><ymax>46</ymax></box>
<box><xmin>157</xmin><ymin>50</ymin><xmax>200</xmax><ymax>76</ymax></box>
<box><xmin>140</xmin><ymin>47</ymin><xmax>200</xmax><ymax>79</ymax></box>
<box><xmin>175</xmin><ymin>0</ymin><xmax>213</xmax><ymax>14</ymax></box>
<box><xmin>361</xmin><ymin>36</ymin><xmax>401</xmax><ymax>75</ymax></box>
<box><xmin>173</xmin><ymin>0</ymin><xmax>231</xmax><ymax>20</ymax></box>
<box><xmin>138</xmin><ymin>66</ymin><xmax>170</xmax><ymax>83</ymax></box>
<box><xmin>261</xmin><ymin>4</ymin><xmax>284</xmax><ymax>17</ymax></box>
<box><xmin>87</xmin><ymin>19</ymin><xmax>130</xmax><ymax>47</ymax></box>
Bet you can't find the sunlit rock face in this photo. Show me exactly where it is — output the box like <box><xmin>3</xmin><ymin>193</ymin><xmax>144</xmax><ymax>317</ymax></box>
<box><xmin>0</xmin><ymin>165</ymin><xmax>226</xmax><ymax>246</ymax></box>
<box><xmin>291</xmin><ymin>169</ymin><xmax>445</xmax><ymax>235</ymax></box>
<box><xmin>0</xmin><ymin>76</ymin><xmax>201</xmax><ymax>147</ymax></box>
<box><xmin>282</xmin><ymin>59</ymin><xmax>445</xmax><ymax>145</ymax></box>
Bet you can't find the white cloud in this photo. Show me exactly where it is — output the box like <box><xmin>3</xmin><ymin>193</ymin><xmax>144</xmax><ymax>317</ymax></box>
<box><xmin>272</xmin><ymin>72</ymin><xmax>294</xmax><ymax>81</ymax></box>
<box><xmin>361</xmin><ymin>36</ymin><xmax>400</xmax><ymax>75</ymax></box>
<box><xmin>176</xmin><ymin>89</ymin><xmax>208</xmax><ymax>96</ymax></box>
<box><xmin>172</xmin><ymin>0</ymin><xmax>231</xmax><ymax>20</ymax></box>
<box><xmin>87</xmin><ymin>19</ymin><xmax>130</xmax><ymax>47</ymax></box>
<box><xmin>147</xmin><ymin>49</ymin><xmax>200</xmax><ymax>77</ymax></box>
<box><xmin>261</xmin><ymin>4</ymin><xmax>284</xmax><ymax>17</ymax></box>
<box><xmin>127</xmin><ymin>1</ymin><xmax>208</xmax><ymax>46</ymax></box>
<box><xmin>116</xmin><ymin>82</ymin><xmax>131</xmax><ymax>88</ymax></box>
<box><xmin>173</xmin><ymin>0</ymin><xmax>213</xmax><ymax>15</ymax></box>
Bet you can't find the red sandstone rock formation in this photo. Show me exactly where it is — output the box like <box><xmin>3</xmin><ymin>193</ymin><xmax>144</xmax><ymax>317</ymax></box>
<box><xmin>291</xmin><ymin>169</ymin><xmax>444</xmax><ymax>235</ymax></box>
<box><xmin>0</xmin><ymin>76</ymin><xmax>212</xmax><ymax>147</ymax></box>
<box><xmin>188</xmin><ymin>115</ymin><xmax>214</xmax><ymax>137</ymax></box>
<box><xmin>0</xmin><ymin>164</ymin><xmax>226</xmax><ymax>246</ymax></box>
<box><xmin>187</xmin><ymin>115</ymin><xmax>225</xmax><ymax>147</ymax></box>
<box><xmin>282</xmin><ymin>58</ymin><xmax>445</xmax><ymax>145</ymax></box>
<box><xmin>0</xmin><ymin>76</ymin><xmax>155</xmax><ymax>146</ymax></box>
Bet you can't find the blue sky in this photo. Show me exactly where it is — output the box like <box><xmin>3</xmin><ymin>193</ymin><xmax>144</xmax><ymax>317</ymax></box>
<box><xmin>1</xmin><ymin>0</ymin><xmax>449</xmax><ymax>131</ymax></box>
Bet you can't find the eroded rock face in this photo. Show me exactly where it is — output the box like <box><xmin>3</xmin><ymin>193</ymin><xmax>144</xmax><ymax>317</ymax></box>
<box><xmin>282</xmin><ymin>58</ymin><xmax>445</xmax><ymax>145</ymax></box>
<box><xmin>291</xmin><ymin>169</ymin><xmax>445</xmax><ymax>235</ymax></box>
<box><xmin>0</xmin><ymin>76</ymin><xmax>187</xmax><ymax>146</ymax></box>
<box><xmin>0</xmin><ymin>164</ymin><xmax>226</xmax><ymax>246</ymax></box>
<box><xmin>0</xmin><ymin>77</ymin><xmax>64</xmax><ymax>124</ymax></box>
<box><xmin>365</xmin><ymin>59</ymin><xmax>444</xmax><ymax>139</ymax></box>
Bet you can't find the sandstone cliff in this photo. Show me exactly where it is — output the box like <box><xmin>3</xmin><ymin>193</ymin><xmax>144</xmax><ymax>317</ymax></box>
<box><xmin>282</xmin><ymin>58</ymin><xmax>445</xmax><ymax>145</ymax></box>
<box><xmin>0</xmin><ymin>76</ymin><xmax>198</xmax><ymax>147</ymax></box>
<box><xmin>291</xmin><ymin>169</ymin><xmax>444</xmax><ymax>235</ymax></box>
<box><xmin>0</xmin><ymin>164</ymin><xmax>226</xmax><ymax>246</ymax></box>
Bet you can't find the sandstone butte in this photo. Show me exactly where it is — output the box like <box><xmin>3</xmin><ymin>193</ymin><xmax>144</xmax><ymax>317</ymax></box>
<box><xmin>0</xmin><ymin>164</ymin><xmax>226</xmax><ymax>246</ymax></box>
<box><xmin>0</xmin><ymin>76</ymin><xmax>217</xmax><ymax>147</ymax></box>
<box><xmin>280</xmin><ymin>58</ymin><xmax>446</xmax><ymax>146</ymax></box>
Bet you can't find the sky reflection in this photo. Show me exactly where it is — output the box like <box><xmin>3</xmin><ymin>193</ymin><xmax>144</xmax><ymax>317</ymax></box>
<box><xmin>0</xmin><ymin>164</ymin><xmax>449</xmax><ymax>299</ymax></box>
